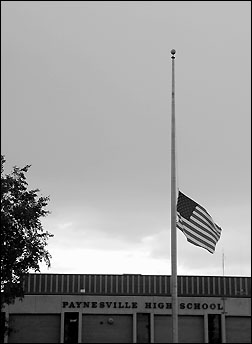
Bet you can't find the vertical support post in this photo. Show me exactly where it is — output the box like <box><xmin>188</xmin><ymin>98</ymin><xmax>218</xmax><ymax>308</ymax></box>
<box><xmin>133</xmin><ymin>313</ymin><xmax>137</xmax><ymax>343</ymax></box>
<box><xmin>204</xmin><ymin>313</ymin><xmax>209</xmax><ymax>343</ymax></box>
<box><xmin>150</xmin><ymin>313</ymin><xmax>155</xmax><ymax>343</ymax></box>
<box><xmin>60</xmin><ymin>311</ymin><xmax>64</xmax><ymax>343</ymax></box>
<box><xmin>78</xmin><ymin>311</ymin><xmax>82</xmax><ymax>343</ymax></box>
<box><xmin>171</xmin><ymin>48</ymin><xmax>178</xmax><ymax>343</ymax></box>
<box><xmin>221</xmin><ymin>313</ymin><xmax>226</xmax><ymax>343</ymax></box>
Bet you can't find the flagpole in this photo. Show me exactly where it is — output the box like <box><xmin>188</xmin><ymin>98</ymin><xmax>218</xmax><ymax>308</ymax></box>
<box><xmin>170</xmin><ymin>48</ymin><xmax>178</xmax><ymax>343</ymax></box>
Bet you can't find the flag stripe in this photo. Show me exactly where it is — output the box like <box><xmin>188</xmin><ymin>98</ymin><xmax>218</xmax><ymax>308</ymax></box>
<box><xmin>194</xmin><ymin>207</ymin><xmax>217</xmax><ymax>231</ymax></box>
<box><xmin>187</xmin><ymin>236</ymin><xmax>215</xmax><ymax>254</ymax></box>
<box><xmin>191</xmin><ymin>211</ymin><xmax>221</xmax><ymax>242</ymax></box>
<box><xmin>215</xmin><ymin>224</ymin><xmax>222</xmax><ymax>234</ymax></box>
<box><xmin>177</xmin><ymin>220</ymin><xmax>215</xmax><ymax>253</ymax></box>
<box><xmin>178</xmin><ymin>216</ymin><xmax>218</xmax><ymax>247</ymax></box>
<box><xmin>194</xmin><ymin>207</ymin><xmax>221</xmax><ymax>237</ymax></box>
<box><xmin>189</xmin><ymin>214</ymin><xmax>218</xmax><ymax>241</ymax></box>
<box><xmin>186</xmin><ymin>216</ymin><xmax>219</xmax><ymax>244</ymax></box>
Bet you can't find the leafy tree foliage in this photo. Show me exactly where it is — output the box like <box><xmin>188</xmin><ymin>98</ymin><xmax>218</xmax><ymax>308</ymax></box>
<box><xmin>1</xmin><ymin>155</ymin><xmax>53</xmax><ymax>310</ymax></box>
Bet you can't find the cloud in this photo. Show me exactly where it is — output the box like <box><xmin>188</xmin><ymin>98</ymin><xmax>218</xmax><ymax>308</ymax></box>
<box><xmin>3</xmin><ymin>2</ymin><xmax>250</xmax><ymax>278</ymax></box>
<box><xmin>39</xmin><ymin>246</ymin><xmax>171</xmax><ymax>275</ymax></box>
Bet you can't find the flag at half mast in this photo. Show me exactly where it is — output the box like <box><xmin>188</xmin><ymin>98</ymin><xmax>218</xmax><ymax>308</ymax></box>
<box><xmin>177</xmin><ymin>191</ymin><xmax>222</xmax><ymax>253</ymax></box>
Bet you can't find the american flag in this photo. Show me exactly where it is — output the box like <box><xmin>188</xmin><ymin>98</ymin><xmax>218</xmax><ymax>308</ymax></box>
<box><xmin>176</xmin><ymin>191</ymin><xmax>222</xmax><ymax>253</ymax></box>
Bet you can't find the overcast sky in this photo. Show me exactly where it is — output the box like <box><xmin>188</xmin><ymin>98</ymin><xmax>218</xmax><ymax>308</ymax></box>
<box><xmin>2</xmin><ymin>1</ymin><xmax>251</xmax><ymax>277</ymax></box>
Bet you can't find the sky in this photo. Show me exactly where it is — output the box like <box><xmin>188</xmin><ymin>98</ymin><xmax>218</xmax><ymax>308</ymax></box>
<box><xmin>1</xmin><ymin>1</ymin><xmax>251</xmax><ymax>277</ymax></box>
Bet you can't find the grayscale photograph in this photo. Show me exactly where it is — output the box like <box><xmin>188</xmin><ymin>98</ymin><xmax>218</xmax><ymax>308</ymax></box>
<box><xmin>1</xmin><ymin>1</ymin><xmax>251</xmax><ymax>343</ymax></box>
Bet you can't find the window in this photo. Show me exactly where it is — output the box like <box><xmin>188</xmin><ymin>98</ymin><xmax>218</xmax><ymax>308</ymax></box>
<box><xmin>137</xmin><ymin>313</ymin><xmax>150</xmax><ymax>343</ymax></box>
<box><xmin>64</xmin><ymin>312</ymin><xmax>79</xmax><ymax>343</ymax></box>
<box><xmin>208</xmin><ymin>314</ymin><xmax>221</xmax><ymax>344</ymax></box>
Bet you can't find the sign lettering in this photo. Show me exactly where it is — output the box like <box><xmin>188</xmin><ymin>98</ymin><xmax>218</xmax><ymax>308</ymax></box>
<box><xmin>62</xmin><ymin>301</ymin><xmax>223</xmax><ymax>311</ymax></box>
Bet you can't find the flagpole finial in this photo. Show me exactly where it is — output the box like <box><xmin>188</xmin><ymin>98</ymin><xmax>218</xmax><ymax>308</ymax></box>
<box><xmin>171</xmin><ymin>49</ymin><xmax>176</xmax><ymax>58</ymax></box>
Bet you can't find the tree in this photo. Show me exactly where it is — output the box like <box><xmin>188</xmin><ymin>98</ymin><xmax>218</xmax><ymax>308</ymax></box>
<box><xmin>1</xmin><ymin>155</ymin><xmax>53</xmax><ymax>311</ymax></box>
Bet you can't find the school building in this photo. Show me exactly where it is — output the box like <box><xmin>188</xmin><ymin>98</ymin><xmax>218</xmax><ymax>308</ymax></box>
<box><xmin>2</xmin><ymin>274</ymin><xmax>251</xmax><ymax>343</ymax></box>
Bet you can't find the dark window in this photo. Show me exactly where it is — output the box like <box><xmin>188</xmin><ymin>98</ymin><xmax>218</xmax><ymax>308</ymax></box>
<box><xmin>208</xmin><ymin>314</ymin><xmax>221</xmax><ymax>344</ymax></box>
<box><xmin>64</xmin><ymin>312</ymin><xmax>79</xmax><ymax>343</ymax></box>
<box><xmin>137</xmin><ymin>313</ymin><xmax>150</xmax><ymax>343</ymax></box>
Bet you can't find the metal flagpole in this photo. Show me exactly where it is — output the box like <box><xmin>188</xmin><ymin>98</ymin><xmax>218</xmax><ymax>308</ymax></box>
<box><xmin>170</xmin><ymin>48</ymin><xmax>178</xmax><ymax>343</ymax></box>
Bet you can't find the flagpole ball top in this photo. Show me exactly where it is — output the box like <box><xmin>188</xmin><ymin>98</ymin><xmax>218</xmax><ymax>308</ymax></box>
<box><xmin>171</xmin><ymin>49</ymin><xmax>176</xmax><ymax>55</ymax></box>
